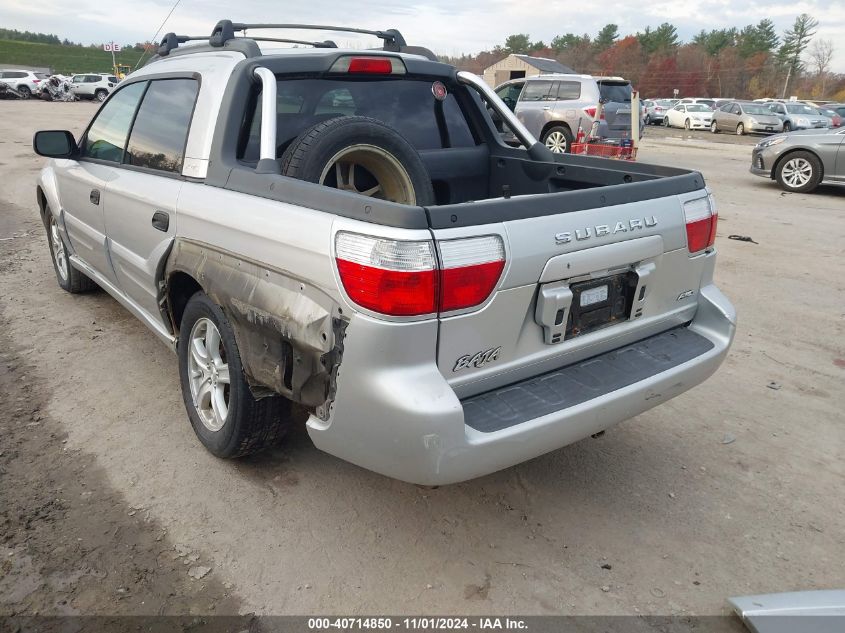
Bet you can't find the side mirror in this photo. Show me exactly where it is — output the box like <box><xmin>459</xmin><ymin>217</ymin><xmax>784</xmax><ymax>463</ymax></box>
<box><xmin>33</xmin><ymin>130</ymin><xmax>78</xmax><ymax>158</ymax></box>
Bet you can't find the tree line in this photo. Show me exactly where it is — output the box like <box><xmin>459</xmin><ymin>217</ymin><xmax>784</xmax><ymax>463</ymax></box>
<box><xmin>441</xmin><ymin>15</ymin><xmax>844</xmax><ymax>101</ymax></box>
<box><xmin>0</xmin><ymin>28</ymin><xmax>151</xmax><ymax>53</ymax></box>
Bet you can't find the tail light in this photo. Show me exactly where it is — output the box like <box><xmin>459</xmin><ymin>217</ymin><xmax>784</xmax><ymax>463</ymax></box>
<box><xmin>335</xmin><ymin>232</ymin><xmax>505</xmax><ymax>317</ymax></box>
<box><xmin>335</xmin><ymin>233</ymin><xmax>437</xmax><ymax>316</ymax></box>
<box><xmin>330</xmin><ymin>56</ymin><xmax>406</xmax><ymax>75</ymax></box>
<box><xmin>33</xmin><ymin>79</ymin><xmax>41</xmax><ymax>84</ymax></box>
<box><xmin>583</xmin><ymin>107</ymin><xmax>605</xmax><ymax>120</ymax></box>
<box><xmin>683</xmin><ymin>195</ymin><xmax>718</xmax><ymax>254</ymax></box>
<box><xmin>438</xmin><ymin>236</ymin><xmax>506</xmax><ymax>312</ymax></box>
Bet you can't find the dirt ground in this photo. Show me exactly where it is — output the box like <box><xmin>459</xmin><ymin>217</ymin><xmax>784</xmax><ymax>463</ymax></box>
<box><xmin>1</xmin><ymin>100</ymin><xmax>843</xmax><ymax>623</ymax></box>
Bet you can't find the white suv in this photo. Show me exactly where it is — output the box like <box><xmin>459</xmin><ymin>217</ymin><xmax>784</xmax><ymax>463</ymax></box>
<box><xmin>0</xmin><ymin>69</ymin><xmax>48</xmax><ymax>99</ymax></box>
<box><xmin>70</xmin><ymin>74</ymin><xmax>119</xmax><ymax>102</ymax></box>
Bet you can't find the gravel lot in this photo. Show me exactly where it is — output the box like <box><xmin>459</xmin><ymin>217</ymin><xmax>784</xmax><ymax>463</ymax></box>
<box><xmin>1</xmin><ymin>100</ymin><xmax>843</xmax><ymax>622</ymax></box>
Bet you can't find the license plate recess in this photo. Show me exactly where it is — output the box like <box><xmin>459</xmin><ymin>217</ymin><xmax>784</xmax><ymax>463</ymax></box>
<box><xmin>567</xmin><ymin>272</ymin><xmax>639</xmax><ymax>338</ymax></box>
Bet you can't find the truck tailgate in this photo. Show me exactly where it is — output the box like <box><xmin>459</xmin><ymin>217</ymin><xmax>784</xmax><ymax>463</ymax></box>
<box><xmin>430</xmin><ymin>189</ymin><xmax>716</xmax><ymax>399</ymax></box>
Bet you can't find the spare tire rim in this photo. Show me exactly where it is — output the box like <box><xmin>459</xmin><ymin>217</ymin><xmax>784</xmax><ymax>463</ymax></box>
<box><xmin>188</xmin><ymin>317</ymin><xmax>230</xmax><ymax>432</ymax></box>
<box><xmin>319</xmin><ymin>144</ymin><xmax>416</xmax><ymax>205</ymax></box>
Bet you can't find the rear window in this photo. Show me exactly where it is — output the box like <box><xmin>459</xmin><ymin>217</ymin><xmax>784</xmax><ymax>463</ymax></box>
<box><xmin>597</xmin><ymin>81</ymin><xmax>632</xmax><ymax>103</ymax></box>
<box><xmin>239</xmin><ymin>78</ymin><xmax>476</xmax><ymax>161</ymax></box>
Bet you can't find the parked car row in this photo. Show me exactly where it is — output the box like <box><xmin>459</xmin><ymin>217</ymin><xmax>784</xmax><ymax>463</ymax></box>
<box><xmin>646</xmin><ymin>96</ymin><xmax>841</xmax><ymax>135</ymax></box>
<box><xmin>0</xmin><ymin>68</ymin><xmax>119</xmax><ymax>101</ymax></box>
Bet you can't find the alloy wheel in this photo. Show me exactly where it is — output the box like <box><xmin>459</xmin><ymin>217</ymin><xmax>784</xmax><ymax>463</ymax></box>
<box><xmin>781</xmin><ymin>157</ymin><xmax>813</xmax><ymax>189</ymax></box>
<box><xmin>48</xmin><ymin>216</ymin><xmax>68</xmax><ymax>281</ymax></box>
<box><xmin>544</xmin><ymin>131</ymin><xmax>568</xmax><ymax>153</ymax></box>
<box><xmin>319</xmin><ymin>144</ymin><xmax>416</xmax><ymax>204</ymax></box>
<box><xmin>187</xmin><ymin>317</ymin><xmax>231</xmax><ymax>432</ymax></box>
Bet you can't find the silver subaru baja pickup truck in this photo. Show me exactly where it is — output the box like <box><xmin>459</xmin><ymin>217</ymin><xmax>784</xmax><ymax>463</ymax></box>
<box><xmin>33</xmin><ymin>20</ymin><xmax>735</xmax><ymax>485</ymax></box>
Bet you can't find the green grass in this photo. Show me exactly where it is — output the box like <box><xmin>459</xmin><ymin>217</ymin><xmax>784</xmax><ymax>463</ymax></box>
<box><xmin>0</xmin><ymin>39</ymin><xmax>148</xmax><ymax>75</ymax></box>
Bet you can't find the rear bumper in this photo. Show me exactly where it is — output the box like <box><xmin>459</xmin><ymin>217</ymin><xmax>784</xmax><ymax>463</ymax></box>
<box><xmin>308</xmin><ymin>285</ymin><xmax>736</xmax><ymax>485</ymax></box>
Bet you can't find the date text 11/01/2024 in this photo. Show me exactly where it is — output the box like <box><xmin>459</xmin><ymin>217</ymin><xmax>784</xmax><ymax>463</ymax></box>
<box><xmin>307</xmin><ymin>617</ymin><xmax>528</xmax><ymax>630</ymax></box>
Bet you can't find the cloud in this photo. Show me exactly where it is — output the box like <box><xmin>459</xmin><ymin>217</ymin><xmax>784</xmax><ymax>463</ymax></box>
<box><xmin>1</xmin><ymin>0</ymin><xmax>843</xmax><ymax>71</ymax></box>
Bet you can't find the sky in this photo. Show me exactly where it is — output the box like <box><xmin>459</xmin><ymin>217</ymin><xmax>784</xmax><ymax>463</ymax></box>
<box><xmin>2</xmin><ymin>0</ymin><xmax>844</xmax><ymax>73</ymax></box>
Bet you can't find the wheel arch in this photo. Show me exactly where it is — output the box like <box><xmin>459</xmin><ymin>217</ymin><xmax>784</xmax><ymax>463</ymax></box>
<box><xmin>35</xmin><ymin>186</ymin><xmax>48</xmax><ymax>223</ymax></box>
<box><xmin>772</xmin><ymin>148</ymin><xmax>824</xmax><ymax>182</ymax></box>
<box><xmin>539</xmin><ymin>119</ymin><xmax>573</xmax><ymax>141</ymax></box>
<box><xmin>165</xmin><ymin>270</ymin><xmax>203</xmax><ymax>335</ymax></box>
<box><xmin>163</xmin><ymin>238</ymin><xmax>347</xmax><ymax>418</ymax></box>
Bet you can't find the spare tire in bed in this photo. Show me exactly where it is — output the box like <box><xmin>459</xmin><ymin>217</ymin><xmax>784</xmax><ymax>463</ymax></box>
<box><xmin>280</xmin><ymin>116</ymin><xmax>435</xmax><ymax>206</ymax></box>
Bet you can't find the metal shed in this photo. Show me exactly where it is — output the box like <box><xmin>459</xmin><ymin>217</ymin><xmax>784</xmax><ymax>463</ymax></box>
<box><xmin>482</xmin><ymin>54</ymin><xmax>576</xmax><ymax>87</ymax></box>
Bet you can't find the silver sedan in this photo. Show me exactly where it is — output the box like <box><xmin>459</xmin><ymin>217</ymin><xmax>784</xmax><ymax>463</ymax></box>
<box><xmin>750</xmin><ymin>128</ymin><xmax>845</xmax><ymax>193</ymax></box>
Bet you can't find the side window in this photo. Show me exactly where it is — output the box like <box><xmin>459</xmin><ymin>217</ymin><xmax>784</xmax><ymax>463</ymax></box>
<box><xmin>521</xmin><ymin>81</ymin><xmax>554</xmax><ymax>102</ymax></box>
<box><xmin>124</xmin><ymin>78</ymin><xmax>198</xmax><ymax>173</ymax></box>
<box><xmin>82</xmin><ymin>82</ymin><xmax>146</xmax><ymax>162</ymax></box>
<box><xmin>496</xmin><ymin>83</ymin><xmax>523</xmax><ymax>110</ymax></box>
<box><xmin>72</xmin><ymin>76</ymin><xmax>83</xmax><ymax>83</ymax></box>
<box><xmin>556</xmin><ymin>81</ymin><xmax>581</xmax><ymax>100</ymax></box>
<box><xmin>732</xmin><ymin>105</ymin><xmax>741</xmax><ymax>115</ymax></box>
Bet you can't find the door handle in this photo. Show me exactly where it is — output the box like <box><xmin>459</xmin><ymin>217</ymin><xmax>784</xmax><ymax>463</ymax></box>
<box><xmin>89</xmin><ymin>189</ymin><xmax>100</xmax><ymax>205</ymax></box>
<box><xmin>151</xmin><ymin>211</ymin><xmax>170</xmax><ymax>232</ymax></box>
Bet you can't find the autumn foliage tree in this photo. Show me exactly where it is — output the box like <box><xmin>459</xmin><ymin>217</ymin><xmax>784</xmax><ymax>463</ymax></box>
<box><xmin>439</xmin><ymin>15</ymin><xmax>843</xmax><ymax>100</ymax></box>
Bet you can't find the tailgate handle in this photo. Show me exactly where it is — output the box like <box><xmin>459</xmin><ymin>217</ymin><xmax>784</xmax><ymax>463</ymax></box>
<box><xmin>535</xmin><ymin>281</ymin><xmax>573</xmax><ymax>345</ymax></box>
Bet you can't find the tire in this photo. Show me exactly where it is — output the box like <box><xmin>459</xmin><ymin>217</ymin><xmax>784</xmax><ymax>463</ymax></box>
<box><xmin>736</xmin><ymin>123</ymin><xmax>745</xmax><ymax>136</ymax></box>
<box><xmin>17</xmin><ymin>85</ymin><xmax>31</xmax><ymax>100</ymax></box>
<box><xmin>541</xmin><ymin>125</ymin><xmax>573</xmax><ymax>154</ymax></box>
<box><xmin>663</xmin><ymin>116</ymin><xmax>670</xmax><ymax>128</ymax></box>
<box><xmin>44</xmin><ymin>209</ymin><xmax>98</xmax><ymax>293</ymax></box>
<box><xmin>684</xmin><ymin>118</ymin><xmax>691</xmax><ymax>130</ymax></box>
<box><xmin>783</xmin><ymin>121</ymin><xmax>791</xmax><ymax>133</ymax></box>
<box><xmin>644</xmin><ymin>114</ymin><xmax>651</xmax><ymax>126</ymax></box>
<box><xmin>281</xmin><ymin>116</ymin><xmax>434</xmax><ymax>206</ymax></box>
<box><xmin>775</xmin><ymin>151</ymin><xmax>822</xmax><ymax>193</ymax></box>
<box><xmin>711</xmin><ymin>120</ymin><xmax>719</xmax><ymax>134</ymax></box>
<box><xmin>177</xmin><ymin>292</ymin><xmax>293</xmax><ymax>459</ymax></box>
<box><xmin>95</xmin><ymin>89</ymin><xmax>107</xmax><ymax>102</ymax></box>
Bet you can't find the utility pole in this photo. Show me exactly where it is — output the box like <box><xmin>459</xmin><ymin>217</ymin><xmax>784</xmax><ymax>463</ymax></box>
<box><xmin>781</xmin><ymin>64</ymin><xmax>792</xmax><ymax>99</ymax></box>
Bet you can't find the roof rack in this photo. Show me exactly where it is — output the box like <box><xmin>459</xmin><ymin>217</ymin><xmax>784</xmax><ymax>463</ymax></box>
<box><xmin>156</xmin><ymin>19</ymin><xmax>431</xmax><ymax>58</ymax></box>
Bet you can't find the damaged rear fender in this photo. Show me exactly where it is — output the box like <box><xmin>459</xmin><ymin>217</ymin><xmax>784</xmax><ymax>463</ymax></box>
<box><xmin>164</xmin><ymin>239</ymin><xmax>347</xmax><ymax>418</ymax></box>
